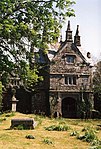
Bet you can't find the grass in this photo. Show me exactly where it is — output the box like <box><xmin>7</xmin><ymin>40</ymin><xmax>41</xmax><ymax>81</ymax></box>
<box><xmin>0</xmin><ymin>112</ymin><xmax>101</xmax><ymax>149</ymax></box>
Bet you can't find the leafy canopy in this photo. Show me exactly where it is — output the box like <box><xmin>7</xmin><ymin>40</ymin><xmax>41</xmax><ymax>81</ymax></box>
<box><xmin>93</xmin><ymin>61</ymin><xmax>101</xmax><ymax>99</ymax></box>
<box><xmin>0</xmin><ymin>0</ymin><xmax>75</xmax><ymax>86</ymax></box>
<box><xmin>0</xmin><ymin>81</ymin><xmax>2</xmax><ymax>110</ymax></box>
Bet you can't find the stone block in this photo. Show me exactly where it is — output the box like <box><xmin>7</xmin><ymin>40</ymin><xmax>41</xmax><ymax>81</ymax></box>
<box><xmin>10</xmin><ymin>118</ymin><xmax>35</xmax><ymax>129</ymax></box>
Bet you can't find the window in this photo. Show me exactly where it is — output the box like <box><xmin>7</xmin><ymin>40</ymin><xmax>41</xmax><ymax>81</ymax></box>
<box><xmin>82</xmin><ymin>76</ymin><xmax>88</xmax><ymax>86</ymax></box>
<box><xmin>66</xmin><ymin>56</ymin><xmax>75</xmax><ymax>63</ymax></box>
<box><xmin>65</xmin><ymin>76</ymin><xmax>76</xmax><ymax>85</ymax></box>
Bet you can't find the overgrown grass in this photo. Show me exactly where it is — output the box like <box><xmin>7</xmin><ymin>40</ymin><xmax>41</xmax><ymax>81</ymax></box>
<box><xmin>77</xmin><ymin>128</ymin><xmax>97</xmax><ymax>143</ymax></box>
<box><xmin>12</xmin><ymin>124</ymin><xmax>31</xmax><ymax>130</ymax></box>
<box><xmin>45</xmin><ymin>124</ymin><xmax>70</xmax><ymax>131</ymax></box>
<box><xmin>34</xmin><ymin>115</ymin><xmax>43</xmax><ymax>126</ymax></box>
<box><xmin>70</xmin><ymin>126</ymin><xmax>101</xmax><ymax>149</ymax></box>
<box><xmin>0</xmin><ymin>118</ymin><xmax>6</xmax><ymax>123</ymax></box>
<box><xmin>43</xmin><ymin>138</ymin><xmax>53</xmax><ymax>145</ymax></box>
<box><xmin>5</xmin><ymin>112</ymin><xmax>15</xmax><ymax>117</ymax></box>
<box><xmin>0</xmin><ymin>112</ymin><xmax>101</xmax><ymax>149</ymax></box>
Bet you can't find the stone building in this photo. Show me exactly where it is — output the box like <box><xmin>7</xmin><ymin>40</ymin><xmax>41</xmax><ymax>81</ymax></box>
<box><xmin>48</xmin><ymin>21</ymin><xmax>94</xmax><ymax>118</ymax></box>
<box><xmin>31</xmin><ymin>21</ymin><xmax>94</xmax><ymax>118</ymax></box>
<box><xmin>2</xmin><ymin>21</ymin><xmax>94</xmax><ymax>118</ymax></box>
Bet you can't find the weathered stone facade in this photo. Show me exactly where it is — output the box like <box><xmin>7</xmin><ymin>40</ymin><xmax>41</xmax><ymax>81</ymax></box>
<box><xmin>26</xmin><ymin>21</ymin><xmax>94</xmax><ymax>118</ymax></box>
<box><xmin>49</xmin><ymin>21</ymin><xmax>94</xmax><ymax>118</ymax></box>
<box><xmin>2</xmin><ymin>21</ymin><xmax>94</xmax><ymax>118</ymax></box>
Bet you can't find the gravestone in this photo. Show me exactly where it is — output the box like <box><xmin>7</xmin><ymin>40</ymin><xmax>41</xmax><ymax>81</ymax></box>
<box><xmin>10</xmin><ymin>118</ymin><xmax>35</xmax><ymax>129</ymax></box>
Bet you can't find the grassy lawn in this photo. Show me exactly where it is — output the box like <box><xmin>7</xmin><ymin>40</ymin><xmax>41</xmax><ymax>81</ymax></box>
<box><xmin>0</xmin><ymin>112</ymin><xmax>101</xmax><ymax>149</ymax></box>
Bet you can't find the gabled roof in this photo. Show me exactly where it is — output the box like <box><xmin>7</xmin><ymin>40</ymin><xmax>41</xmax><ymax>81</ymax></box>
<box><xmin>76</xmin><ymin>46</ymin><xmax>94</xmax><ymax>66</ymax></box>
<box><xmin>47</xmin><ymin>20</ymin><xmax>94</xmax><ymax>67</ymax></box>
<box><xmin>48</xmin><ymin>41</ymin><xmax>94</xmax><ymax>66</ymax></box>
<box><xmin>72</xmin><ymin>43</ymin><xmax>88</xmax><ymax>63</ymax></box>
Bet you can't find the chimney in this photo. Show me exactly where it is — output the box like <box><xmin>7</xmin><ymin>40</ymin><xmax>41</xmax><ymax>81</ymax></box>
<box><xmin>87</xmin><ymin>52</ymin><xmax>91</xmax><ymax>58</ymax></box>
<box><xmin>74</xmin><ymin>25</ymin><xmax>81</xmax><ymax>46</ymax></box>
<box><xmin>65</xmin><ymin>21</ymin><xmax>73</xmax><ymax>42</ymax></box>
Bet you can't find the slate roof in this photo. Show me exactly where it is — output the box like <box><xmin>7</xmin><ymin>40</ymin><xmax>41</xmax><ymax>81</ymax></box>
<box><xmin>48</xmin><ymin>41</ymin><xmax>94</xmax><ymax>67</ymax></box>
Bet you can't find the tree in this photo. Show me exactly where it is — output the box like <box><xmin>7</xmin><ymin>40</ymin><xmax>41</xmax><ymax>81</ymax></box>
<box><xmin>0</xmin><ymin>0</ymin><xmax>75</xmax><ymax>87</ymax></box>
<box><xmin>0</xmin><ymin>81</ymin><xmax>2</xmax><ymax>111</ymax></box>
<box><xmin>93</xmin><ymin>61</ymin><xmax>101</xmax><ymax>114</ymax></box>
<box><xmin>93</xmin><ymin>61</ymin><xmax>101</xmax><ymax>99</ymax></box>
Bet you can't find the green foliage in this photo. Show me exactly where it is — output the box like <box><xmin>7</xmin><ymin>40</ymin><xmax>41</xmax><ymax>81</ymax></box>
<box><xmin>24</xmin><ymin>66</ymin><xmax>43</xmax><ymax>89</ymax></box>
<box><xmin>77</xmin><ymin>127</ymin><xmax>98</xmax><ymax>143</ymax></box>
<box><xmin>13</xmin><ymin>124</ymin><xmax>31</xmax><ymax>130</ymax></box>
<box><xmin>89</xmin><ymin>146</ymin><xmax>101</xmax><ymax>149</ymax></box>
<box><xmin>34</xmin><ymin>115</ymin><xmax>43</xmax><ymax>126</ymax></box>
<box><xmin>0</xmin><ymin>118</ymin><xmax>6</xmax><ymax>123</ymax></box>
<box><xmin>83</xmin><ymin>130</ymin><xmax>97</xmax><ymax>143</ymax></box>
<box><xmin>5</xmin><ymin>112</ymin><xmax>15</xmax><ymax>117</ymax></box>
<box><xmin>70</xmin><ymin>131</ymin><xmax>78</xmax><ymax>136</ymax></box>
<box><xmin>25</xmin><ymin>134</ymin><xmax>35</xmax><ymax>139</ymax></box>
<box><xmin>43</xmin><ymin>138</ymin><xmax>53</xmax><ymax>145</ymax></box>
<box><xmin>0</xmin><ymin>82</ymin><xmax>2</xmax><ymax>111</ymax></box>
<box><xmin>45</xmin><ymin>124</ymin><xmax>70</xmax><ymax>131</ymax></box>
<box><xmin>71</xmin><ymin>127</ymin><xmax>101</xmax><ymax>149</ymax></box>
<box><xmin>93</xmin><ymin>61</ymin><xmax>101</xmax><ymax>100</ymax></box>
<box><xmin>14</xmin><ymin>124</ymin><xmax>25</xmax><ymax>130</ymax></box>
<box><xmin>91</xmin><ymin>140</ymin><xmax>101</xmax><ymax>147</ymax></box>
<box><xmin>0</xmin><ymin>0</ymin><xmax>75</xmax><ymax>88</ymax></box>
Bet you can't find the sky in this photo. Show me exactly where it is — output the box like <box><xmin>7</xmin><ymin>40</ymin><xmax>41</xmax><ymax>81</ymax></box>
<box><xmin>62</xmin><ymin>0</ymin><xmax>101</xmax><ymax>60</ymax></box>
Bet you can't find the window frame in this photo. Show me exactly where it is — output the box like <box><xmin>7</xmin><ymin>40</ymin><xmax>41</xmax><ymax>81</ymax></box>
<box><xmin>66</xmin><ymin>55</ymin><xmax>75</xmax><ymax>63</ymax></box>
<box><xmin>65</xmin><ymin>75</ymin><xmax>77</xmax><ymax>85</ymax></box>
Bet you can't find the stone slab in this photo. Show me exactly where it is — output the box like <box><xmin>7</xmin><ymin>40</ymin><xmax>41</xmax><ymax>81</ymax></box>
<box><xmin>10</xmin><ymin>118</ymin><xmax>35</xmax><ymax>129</ymax></box>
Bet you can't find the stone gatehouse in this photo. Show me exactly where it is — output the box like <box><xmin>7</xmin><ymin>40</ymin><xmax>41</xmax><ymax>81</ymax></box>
<box><xmin>31</xmin><ymin>21</ymin><xmax>94</xmax><ymax>118</ymax></box>
<box><xmin>3</xmin><ymin>21</ymin><xmax>94</xmax><ymax>118</ymax></box>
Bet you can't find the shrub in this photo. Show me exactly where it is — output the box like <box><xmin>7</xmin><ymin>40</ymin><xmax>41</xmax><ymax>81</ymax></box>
<box><xmin>25</xmin><ymin>135</ymin><xmax>35</xmax><ymax>139</ymax></box>
<box><xmin>45</xmin><ymin>124</ymin><xmax>70</xmax><ymax>131</ymax></box>
<box><xmin>70</xmin><ymin>131</ymin><xmax>78</xmax><ymax>136</ymax></box>
<box><xmin>77</xmin><ymin>128</ymin><xmax>98</xmax><ymax>143</ymax></box>
<box><xmin>0</xmin><ymin>82</ymin><xmax>2</xmax><ymax>111</ymax></box>
<box><xmin>90</xmin><ymin>140</ymin><xmax>101</xmax><ymax>149</ymax></box>
<box><xmin>43</xmin><ymin>138</ymin><xmax>53</xmax><ymax>145</ymax></box>
<box><xmin>0</xmin><ymin>118</ymin><xmax>6</xmax><ymax>123</ymax></box>
<box><xmin>13</xmin><ymin>124</ymin><xmax>30</xmax><ymax>130</ymax></box>
<box><xmin>34</xmin><ymin>115</ymin><xmax>42</xmax><ymax>126</ymax></box>
<box><xmin>91</xmin><ymin>140</ymin><xmax>101</xmax><ymax>146</ymax></box>
<box><xmin>89</xmin><ymin>146</ymin><xmax>101</xmax><ymax>149</ymax></box>
<box><xmin>84</xmin><ymin>130</ymin><xmax>97</xmax><ymax>143</ymax></box>
<box><xmin>5</xmin><ymin>112</ymin><xmax>15</xmax><ymax>117</ymax></box>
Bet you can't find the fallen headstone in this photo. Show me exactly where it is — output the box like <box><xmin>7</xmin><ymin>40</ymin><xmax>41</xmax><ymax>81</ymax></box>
<box><xmin>10</xmin><ymin>118</ymin><xmax>35</xmax><ymax>129</ymax></box>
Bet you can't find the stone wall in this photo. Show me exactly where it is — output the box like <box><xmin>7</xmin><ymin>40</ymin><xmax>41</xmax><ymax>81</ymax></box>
<box><xmin>49</xmin><ymin>41</ymin><xmax>93</xmax><ymax>118</ymax></box>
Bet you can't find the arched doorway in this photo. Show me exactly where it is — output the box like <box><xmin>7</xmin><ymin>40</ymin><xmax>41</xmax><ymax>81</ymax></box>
<box><xmin>16</xmin><ymin>88</ymin><xmax>32</xmax><ymax>114</ymax></box>
<box><xmin>62</xmin><ymin>97</ymin><xmax>77</xmax><ymax>118</ymax></box>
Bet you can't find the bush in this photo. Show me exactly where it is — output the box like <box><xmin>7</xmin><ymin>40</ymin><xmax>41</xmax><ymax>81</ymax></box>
<box><xmin>89</xmin><ymin>146</ymin><xmax>101</xmax><ymax>149</ymax></box>
<box><xmin>45</xmin><ymin>124</ymin><xmax>70</xmax><ymax>131</ymax></box>
<box><xmin>43</xmin><ymin>138</ymin><xmax>53</xmax><ymax>145</ymax></box>
<box><xmin>77</xmin><ymin>128</ymin><xmax>98</xmax><ymax>143</ymax></box>
<box><xmin>34</xmin><ymin>115</ymin><xmax>42</xmax><ymax>126</ymax></box>
<box><xmin>5</xmin><ymin>112</ymin><xmax>15</xmax><ymax>117</ymax></box>
<box><xmin>84</xmin><ymin>130</ymin><xmax>97</xmax><ymax>143</ymax></box>
<box><xmin>13</xmin><ymin>124</ymin><xmax>31</xmax><ymax>130</ymax></box>
<box><xmin>0</xmin><ymin>82</ymin><xmax>2</xmax><ymax>111</ymax></box>
<box><xmin>91</xmin><ymin>140</ymin><xmax>101</xmax><ymax>146</ymax></box>
<box><xmin>0</xmin><ymin>118</ymin><xmax>6</xmax><ymax>123</ymax></box>
<box><xmin>25</xmin><ymin>135</ymin><xmax>35</xmax><ymax>139</ymax></box>
<box><xmin>70</xmin><ymin>131</ymin><xmax>78</xmax><ymax>136</ymax></box>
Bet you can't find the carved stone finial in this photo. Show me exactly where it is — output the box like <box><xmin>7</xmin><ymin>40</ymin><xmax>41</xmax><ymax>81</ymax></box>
<box><xmin>65</xmin><ymin>21</ymin><xmax>73</xmax><ymax>42</ymax></box>
<box><xmin>74</xmin><ymin>25</ymin><xmax>81</xmax><ymax>46</ymax></box>
<box><xmin>67</xmin><ymin>20</ymin><xmax>71</xmax><ymax>31</ymax></box>
<box><xmin>76</xmin><ymin>25</ymin><xmax>79</xmax><ymax>36</ymax></box>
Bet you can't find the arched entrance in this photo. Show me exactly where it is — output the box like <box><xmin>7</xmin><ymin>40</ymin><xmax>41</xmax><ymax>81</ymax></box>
<box><xmin>62</xmin><ymin>97</ymin><xmax>77</xmax><ymax>118</ymax></box>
